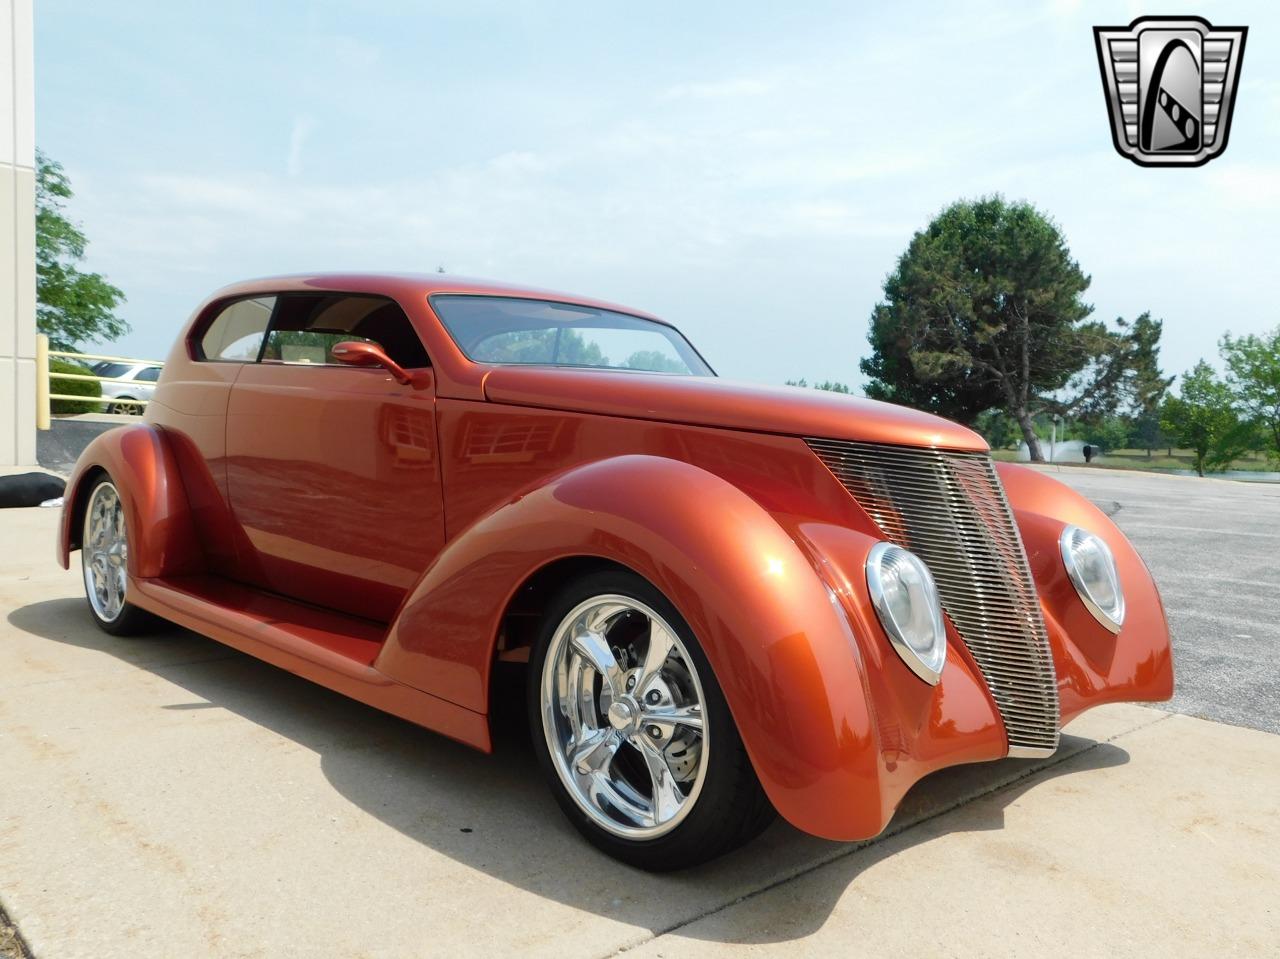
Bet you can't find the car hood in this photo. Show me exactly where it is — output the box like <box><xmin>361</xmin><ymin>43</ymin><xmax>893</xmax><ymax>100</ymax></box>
<box><xmin>481</xmin><ymin>367</ymin><xmax>987</xmax><ymax>451</ymax></box>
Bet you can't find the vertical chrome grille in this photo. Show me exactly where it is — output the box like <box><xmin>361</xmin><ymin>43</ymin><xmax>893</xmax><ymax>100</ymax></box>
<box><xmin>807</xmin><ymin>438</ymin><xmax>1060</xmax><ymax>755</ymax></box>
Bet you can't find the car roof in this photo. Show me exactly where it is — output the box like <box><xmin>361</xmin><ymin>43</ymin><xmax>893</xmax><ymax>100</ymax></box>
<box><xmin>205</xmin><ymin>272</ymin><xmax>663</xmax><ymax>323</ymax></box>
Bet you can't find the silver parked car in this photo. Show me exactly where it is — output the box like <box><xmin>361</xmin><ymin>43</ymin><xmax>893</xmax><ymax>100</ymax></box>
<box><xmin>90</xmin><ymin>361</ymin><xmax>163</xmax><ymax>415</ymax></box>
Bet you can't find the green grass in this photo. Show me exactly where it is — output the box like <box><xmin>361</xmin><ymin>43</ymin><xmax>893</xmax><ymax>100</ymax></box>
<box><xmin>989</xmin><ymin>447</ymin><xmax>1277</xmax><ymax>473</ymax></box>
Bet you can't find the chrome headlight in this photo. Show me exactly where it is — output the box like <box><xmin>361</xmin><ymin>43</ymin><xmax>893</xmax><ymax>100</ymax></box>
<box><xmin>1060</xmin><ymin>525</ymin><xmax>1125</xmax><ymax>633</ymax></box>
<box><xmin>866</xmin><ymin>542</ymin><xmax>947</xmax><ymax>684</ymax></box>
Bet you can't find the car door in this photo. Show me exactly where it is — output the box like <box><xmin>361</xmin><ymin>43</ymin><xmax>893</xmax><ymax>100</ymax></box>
<box><xmin>149</xmin><ymin>295</ymin><xmax>277</xmax><ymax>578</ymax></box>
<box><xmin>224</xmin><ymin>292</ymin><xmax>446</xmax><ymax>623</ymax></box>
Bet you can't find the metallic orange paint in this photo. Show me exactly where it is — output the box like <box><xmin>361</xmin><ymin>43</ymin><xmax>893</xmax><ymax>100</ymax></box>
<box><xmin>224</xmin><ymin>362</ymin><xmax>445</xmax><ymax>623</ymax></box>
<box><xmin>331</xmin><ymin>339</ymin><xmax>427</xmax><ymax>387</ymax></box>
<box><xmin>57</xmin><ymin>272</ymin><xmax>1174</xmax><ymax>843</ymax></box>
<box><xmin>59</xmin><ymin>424</ymin><xmax>202</xmax><ymax>578</ymax></box>
<box><xmin>995</xmin><ymin>462</ymin><xmax>1174</xmax><ymax>721</ymax></box>
<box><xmin>482</xmin><ymin>365</ymin><xmax>987</xmax><ymax>451</ymax></box>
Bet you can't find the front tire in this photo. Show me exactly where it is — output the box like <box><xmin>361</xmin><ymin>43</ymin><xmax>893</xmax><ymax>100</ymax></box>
<box><xmin>80</xmin><ymin>476</ymin><xmax>153</xmax><ymax>635</ymax></box>
<box><xmin>528</xmin><ymin>569</ymin><xmax>774</xmax><ymax>870</ymax></box>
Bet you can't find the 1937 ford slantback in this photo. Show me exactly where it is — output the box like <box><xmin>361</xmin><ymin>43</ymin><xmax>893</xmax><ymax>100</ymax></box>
<box><xmin>58</xmin><ymin>274</ymin><xmax>1173</xmax><ymax>869</ymax></box>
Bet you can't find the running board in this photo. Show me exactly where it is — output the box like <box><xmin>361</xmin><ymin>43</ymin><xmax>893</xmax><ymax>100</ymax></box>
<box><xmin>129</xmin><ymin>574</ymin><xmax>491</xmax><ymax>751</ymax></box>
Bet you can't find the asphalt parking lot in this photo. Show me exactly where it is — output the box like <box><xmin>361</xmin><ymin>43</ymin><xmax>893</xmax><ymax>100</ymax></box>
<box><xmin>1</xmin><ymin>465</ymin><xmax>1277</xmax><ymax>957</ymax></box>
<box><xmin>1038</xmin><ymin>466</ymin><xmax>1280</xmax><ymax>735</ymax></box>
<box><xmin>35</xmin><ymin>418</ymin><xmax>120</xmax><ymax>476</ymax></box>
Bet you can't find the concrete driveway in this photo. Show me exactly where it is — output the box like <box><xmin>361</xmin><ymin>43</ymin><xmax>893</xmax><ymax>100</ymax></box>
<box><xmin>1</xmin><ymin>467</ymin><xmax>1277</xmax><ymax>957</ymax></box>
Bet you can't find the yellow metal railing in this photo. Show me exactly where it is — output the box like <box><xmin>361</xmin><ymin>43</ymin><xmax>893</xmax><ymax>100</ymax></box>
<box><xmin>35</xmin><ymin>333</ymin><xmax>164</xmax><ymax>429</ymax></box>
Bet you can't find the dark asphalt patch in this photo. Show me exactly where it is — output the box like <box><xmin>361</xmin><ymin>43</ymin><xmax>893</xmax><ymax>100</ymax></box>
<box><xmin>36</xmin><ymin>418</ymin><xmax>119</xmax><ymax>475</ymax></box>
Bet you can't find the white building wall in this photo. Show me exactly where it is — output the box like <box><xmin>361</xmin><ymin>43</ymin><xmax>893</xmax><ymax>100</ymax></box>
<box><xmin>1</xmin><ymin>0</ymin><xmax>36</xmax><ymax>466</ymax></box>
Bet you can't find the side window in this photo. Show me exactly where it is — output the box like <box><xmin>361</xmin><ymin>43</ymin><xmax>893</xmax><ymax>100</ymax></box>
<box><xmin>134</xmin><ymin>366</ymin><xmax>162</xmax><ymax>383</ymax></box>
<box><xmin>94</xmin><ymin>361</ymin><xmax>132</xmax><ymax>378</ymax></box>
<box><xmin>197</xmin><ymin>297</ymin><xmax>276</xmax><ymax>361</ymax></box>
<box><xmin>262</xmin><ymin>294</ymin><xmax>429</xmax><ymax>369</ymax></box>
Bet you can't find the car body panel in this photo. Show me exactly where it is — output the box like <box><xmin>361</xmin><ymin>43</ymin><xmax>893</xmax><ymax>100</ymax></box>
<box><xmin>995</xmin><ymin>462</ymin><xmax>1174</xmax><ymax>721</ymax></box>
<box><xmin>127</xmin><ymin>573</ymin><xmax>491</xmax><ymax>750</ymax></box>
<box><xmin>58</xmin><ymin>272</ymin><xmax>1174</xmax><ymax>842</ymax></box>
<box><xmin>481</xmin><ymin>365</ymin><xmax>987</xmax><ymax>451</ymax></box>
<box><xmin>58</xmin><ymin>424</ymin><xmax>202</xmax><ymax>579</ymax></box>
<box><xmin>224</xmin><ymin>362</ymin><xmax>446</xmax><ymax>622</ymax></box>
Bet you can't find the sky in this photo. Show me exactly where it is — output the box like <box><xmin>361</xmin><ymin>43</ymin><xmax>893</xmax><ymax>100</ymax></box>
<box><xmin>33</xmin><ymin>0</ymin><xmax>1280</xmax><ymax>390</ymax></box>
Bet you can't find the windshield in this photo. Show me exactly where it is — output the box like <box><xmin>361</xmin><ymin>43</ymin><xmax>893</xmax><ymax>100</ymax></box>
<box><xmin>430</xmin><ymin>295</ymin><xmax>714</xmax><ymax>376</ymax></box>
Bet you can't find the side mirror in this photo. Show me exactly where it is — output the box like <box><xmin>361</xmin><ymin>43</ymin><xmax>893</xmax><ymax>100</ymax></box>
<box><xmin>331</xmin><ymin>340</ymin><xmax>426</xmax><ymax>387</ymax></box>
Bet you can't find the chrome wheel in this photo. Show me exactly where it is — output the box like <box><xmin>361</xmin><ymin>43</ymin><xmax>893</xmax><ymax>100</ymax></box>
<box><xmin>82</xmin><ymin>481</ymin><xmax>128</xmax><ymax>623</ymax></box>
<box><xmin>541</xmin><ymin>594</ymin><xmax>709</xmax><ymax>840</ymax></box>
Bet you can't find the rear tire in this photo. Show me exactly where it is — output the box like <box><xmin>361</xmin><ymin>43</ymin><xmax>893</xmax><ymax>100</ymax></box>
<box><xmin>528</xmin><ymin>568</ymin><xmax>774</xmax><ymax>870</ymax></box>
<box><xmin>80</xmin><ymin>476</ymin><xmax>155</xmax><ymax>636</ymax></box>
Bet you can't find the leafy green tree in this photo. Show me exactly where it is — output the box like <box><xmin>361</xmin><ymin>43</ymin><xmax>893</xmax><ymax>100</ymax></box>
<box><xmin>555</xmin><ymin>331</ymin><xmax>607</xmax><ymax>366</ymax></box>
<box><xmin>478</xmin><ymin>329</ymin><xmax>607</xmax><ymax>366</ymax></box>
<box><xmin>862</xmin><ymin>196</ymin><xmax>1132</xmax><ymax>461</ymax></box>
<box><xmin>785</xmin><ymin>379</ymin><xmax>853</xmax><ymax>394</ymax></box>
<box><xmin>1221</xmin><ymin>326</ymin><xmax>1280</xmax><ymax>462</ymax></box>
<box><xmin>1128</xmin><ymin>411</ymin><xmax>1165</xmax><ymax>460</ymax></box>
<box><xmin>36</xmin><ymin>151</ymin><xmax>128</xmax><ymax>351</ymax></box>
<box><xmin>624</xmin><ymin>350</ymin><xmax>687</xmax><ymax>373</ymax></box>
<box><xmin>974</xmin><ymin>409</ymin><xmax>1018</xmax><ymax>449</ymax></box>
<box><xmin>1083</xmin><ymin>415</ymin><xmax>1130</xmax><ymax>453</ymax></box>
<box><xmin>1118</xmin><ymin>312</ymin><xmax>1174</xmax><ymax>457</ymax></box>
<box><xmin>1160</xmin><ymin>362</ymin><xmax>1253</xmax><ymax>476</ymax></box>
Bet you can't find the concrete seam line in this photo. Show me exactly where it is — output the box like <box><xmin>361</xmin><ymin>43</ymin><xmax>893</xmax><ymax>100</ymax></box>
<box><xmin>600</xmin><ymin>709</ymin><xmax>1175</xmax><ymax>958</ymax></box>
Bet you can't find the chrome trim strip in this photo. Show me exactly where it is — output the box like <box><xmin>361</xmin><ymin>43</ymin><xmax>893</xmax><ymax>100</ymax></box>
<box><xmin>1007</xmin><ymin>744</ymin><xmax>1059</xmax><ymax>759</ymax></box>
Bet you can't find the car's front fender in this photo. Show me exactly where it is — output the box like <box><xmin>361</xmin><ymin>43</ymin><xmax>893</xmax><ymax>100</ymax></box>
<box><xmin>377</xmin><ymin>454</ymin><xmax>905</xmax><ymax>838</ymax></box>
<box><xmin>996</xmin><ymin>463</ymin><xmax>1175</xmax><ymax>721</ymax></box>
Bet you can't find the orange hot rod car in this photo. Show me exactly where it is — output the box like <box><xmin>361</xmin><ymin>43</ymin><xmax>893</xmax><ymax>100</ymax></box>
<box><xmin>59</xmin><ymin>274</ymin><xmax>1173</xmax><ymax>870</ymax></box>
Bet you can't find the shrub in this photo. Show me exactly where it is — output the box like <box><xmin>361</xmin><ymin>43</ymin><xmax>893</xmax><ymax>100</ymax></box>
<box><xmin>49</xmin><ymin>358</ymin><xmax>103</xmax><ymax>415</ymax></box>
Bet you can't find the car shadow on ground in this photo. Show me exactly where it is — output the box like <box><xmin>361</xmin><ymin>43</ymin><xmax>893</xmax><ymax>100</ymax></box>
<box><xmin>9</xmin><ymin>598</ymin><xmax>1130</xmax><ymax>945</ymax></box>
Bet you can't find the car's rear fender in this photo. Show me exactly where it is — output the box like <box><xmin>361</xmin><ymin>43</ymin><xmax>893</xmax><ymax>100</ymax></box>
<box><xmin>58</xmin><ymin>424</ymin><xmax>203</xmax><ymax>578</ymax></box>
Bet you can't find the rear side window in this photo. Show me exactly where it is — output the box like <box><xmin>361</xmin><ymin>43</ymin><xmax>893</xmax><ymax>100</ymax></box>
<box><xmin>94</xmin><ymin>361</ymin><xmax>132</xmax><ymax>378</ymax></box>
<box><xmin>198</xmin><ymin>297</ymin><xmax>276</xmax><ymax>361</ymax></box>
<box><xmin>262</xmin><ymin>294</ymin><xmax>430</xmax><ymax>369</ymax></box>
<box><xmin>134</xmin><ymin>366</ymin><xmax>162</xmax><ymax>382</ymax></box>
